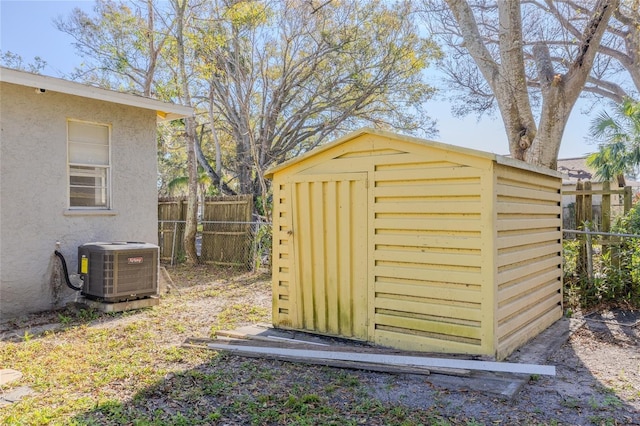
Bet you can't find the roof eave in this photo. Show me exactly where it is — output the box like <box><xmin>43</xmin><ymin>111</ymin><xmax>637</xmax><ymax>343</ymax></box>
<box><xmin>0</xmin><ymin>67</ymin><xmax>193</xmax><ymax>122</ymax></box>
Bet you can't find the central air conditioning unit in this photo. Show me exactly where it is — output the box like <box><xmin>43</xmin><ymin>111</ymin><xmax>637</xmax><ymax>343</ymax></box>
<box><xmin>78</xmin><ymin>242</ymin><xmax>159</xmax><ymax>303</ymax></box>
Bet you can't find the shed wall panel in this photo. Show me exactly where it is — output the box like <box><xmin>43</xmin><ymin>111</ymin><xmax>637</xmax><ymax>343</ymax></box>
<box><xmin>375</xmin><ymin>313</ymin><xmax>481</xmax><ymax>341</ymax></box>
<box><xmin>494</xmin><ymin>165</ymin><xmax>563</xmax><ymax>357</ymax></box>
<box><xmin>375</xmin><ymin>329</ymin><xmax>483</xmax><ymax>354</ymax></box>
<box><xmin>273</xmin><ymin>143</ymin><xmax>494</xmax><ymax>354</ymax></box>
<box><xmin>371</xmin><ymin>161</ymin><xmax>489</xmax><ymax>354</ymax></box>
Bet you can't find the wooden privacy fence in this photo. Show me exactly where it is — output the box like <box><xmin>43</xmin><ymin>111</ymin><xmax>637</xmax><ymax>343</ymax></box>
<box><xmin>158</xmin><ymin>197</ymin><xmax>189</xmax><ymax>262</ymax></box>
<box><xmin>158</xmin><ymin>195</ymin><xmax>254</xmax><ymax>266</ymax></box>
<box><xmin>564</xmin><ymin>181</ymin><xmax>633</xmax><ymax>276</ymax></box>
<box><xmin>564</xmin><ymin>181</ymin><xmax>632</xmax><ymax>234</ymax></box>
<box><xmin>201</xmin><ymin>196</ymin><xmax>253</xmax><ymax>266</ymax></box>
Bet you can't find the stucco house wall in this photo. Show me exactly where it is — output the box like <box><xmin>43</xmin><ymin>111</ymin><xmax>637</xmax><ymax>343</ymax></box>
<box><xmin>0</xmin><ymin>69</ymin><xmax>191</xmax><ymax>320</ymax></box>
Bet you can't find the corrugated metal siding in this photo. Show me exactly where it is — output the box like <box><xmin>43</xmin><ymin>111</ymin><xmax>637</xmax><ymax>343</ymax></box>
<box><xmin>495</xmin><ymin>165</ymin><xmax>563</xmax><ymax>359</ymax></box>
<box><xmin>371</xmin><ymin>160</ymin><xmax>490</xmax><ymax>354</ymax></box>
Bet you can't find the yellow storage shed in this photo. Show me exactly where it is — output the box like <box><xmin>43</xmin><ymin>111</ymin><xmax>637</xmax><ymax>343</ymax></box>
<box><xmin>266</xmin><ymin>128</ymin><xmax>563</xmax><ymax>360</ymax></box>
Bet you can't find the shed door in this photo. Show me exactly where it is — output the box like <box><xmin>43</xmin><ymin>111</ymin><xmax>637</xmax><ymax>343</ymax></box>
<box><xmin>289</xmin><ymin>173</ymin><xmax>369</xmax><ymax>340</ymax></box>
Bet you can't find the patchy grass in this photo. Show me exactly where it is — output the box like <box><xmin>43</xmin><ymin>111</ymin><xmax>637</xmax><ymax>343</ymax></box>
<box><xmin>1</xmin><ymin>264</ymin><xmax>637</xmax><ymax>425</ymax></box>
<box><xmin>0</xmin><ymin>265</ymin><xmax>464</xmax><ymax>425</ymax></box>
<box><xmin>210</xmin><ymin>303</ymin><xmax>270</xmax><ymax>336</ymax></box>
<box><xmin>0</xmin><ymin>265</ymin><xmax>265</xmax><ymax>425</ymax></box>
<box><xmin>0</xmin><ymin>267</ymin><xmax>449</xmax><ymax>425</ymax></box>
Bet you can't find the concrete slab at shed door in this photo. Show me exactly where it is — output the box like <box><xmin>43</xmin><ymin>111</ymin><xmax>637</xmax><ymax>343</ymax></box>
<box><xmin>288</xmin><ymin>173</ymin><xmax>369</xmax><ymax>340</ymax></box>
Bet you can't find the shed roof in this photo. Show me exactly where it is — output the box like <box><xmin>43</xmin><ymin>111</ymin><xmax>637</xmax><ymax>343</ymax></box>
<box><xmin>0</xmin><ymin>67</ymin><xmax>193</xmax><ymax>122</ymax></box>
<box><xmin>266</xmin><ymin>128</ymin><xmax>562</xmax><ymax>179</ymax></box>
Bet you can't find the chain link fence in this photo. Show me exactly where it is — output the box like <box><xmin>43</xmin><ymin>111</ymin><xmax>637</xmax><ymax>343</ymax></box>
<box><xmin>158</xmin><ymin>220</ymin><xmax>272</xmax><ymax>270</ymax></box>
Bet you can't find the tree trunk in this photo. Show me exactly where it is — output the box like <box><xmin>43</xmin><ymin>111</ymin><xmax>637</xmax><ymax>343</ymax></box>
<box><xmin>208</xmin><ymin>90</ymin><xmax>223</xmax><ymax>191</ymax></box>
<box><xmin>524</xmin><ymin>103</ymin><xmax>570</xmax><ymax>169</ymax></box>
<box><xmin>445</xmin><ymin>0</ymin><xmax>537</xmax><ymax>161</ymax></box>
<box><xmin>174</xmin><ymin>0</ymin><xmax>198</xmax><ymax>265</ymax></box>
<box><xmin>183</xmin><ymin>117</ymin><xmax>199</xmax><ymax>265</ymax></box>
<box><xmin>623</xmin><ymin>3</ymin><xmax>640</xmax><ymax>91</ymax></box>
<box><xmin>528</xmin><ymin>0</ymin><xmax>618</xmax><ymax>168</ymax></box>
<box><xmin>143</xmin><ymin>0</ymin><xmax>155</xmax><ymax>97</ymax></box>
<box><xmin>194</xmin><ymin>126</ymin><xmax>237</xmax><ymax>196</ymax></box>
<box><xmin>236</xmin><ymin>137</ymin><xmax>253</xmax><ymax>195</ymax></box>
<box><xmin>445</xmin><ymin>0</ymin><xmax>618</xmax><ymax>169</ymax></box>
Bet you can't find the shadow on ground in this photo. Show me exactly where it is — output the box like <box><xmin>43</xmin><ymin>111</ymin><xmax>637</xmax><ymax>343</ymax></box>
<box><xmin>1</xmin><ymin>264</ymin><xmax>637</xmax><ymax>425</ymax></box>
<box><xmin>67</xmin><ymin>317</ymin><xmax>639</xmax><ymax>426</ymax></box>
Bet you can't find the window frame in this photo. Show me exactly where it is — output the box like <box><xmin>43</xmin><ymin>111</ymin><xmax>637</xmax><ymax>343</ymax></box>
<box><xmin>67</xmin><ymin>119</ymin><xmax>112</xmax><ymax>210</ymax></box>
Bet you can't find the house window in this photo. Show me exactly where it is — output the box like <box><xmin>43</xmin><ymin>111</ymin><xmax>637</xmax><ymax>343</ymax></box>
<box><xmin>68</xmin><ymin>120</ymin><xmax>111</xmax><ymax>208</ymax></box>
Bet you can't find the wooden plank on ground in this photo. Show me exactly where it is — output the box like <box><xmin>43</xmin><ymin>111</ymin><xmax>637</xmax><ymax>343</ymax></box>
<box><xmin>184</xmin><ymin>339</ymin><xmax>432</xmax><ymax>375</ymax></box>
<box><xmin>215</xmin><ymin>329</ymin><xmax>329</xmax><ymax>346</ymax></box>
<box><xmin>183</xmin><ymin>337</ymin><xmax>471</xmax><ymax>377</ymax></box>
<box><xmin>204</xmin><ymin>343</ymin><xmax>556</xmax><ymax>376</ymax></box>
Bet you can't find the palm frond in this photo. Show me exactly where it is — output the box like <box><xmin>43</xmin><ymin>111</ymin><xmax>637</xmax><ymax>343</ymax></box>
<box><xmin>588</xmin><ymin>99</ymin><xmax>640</xmax><ymax>182</ymax></box>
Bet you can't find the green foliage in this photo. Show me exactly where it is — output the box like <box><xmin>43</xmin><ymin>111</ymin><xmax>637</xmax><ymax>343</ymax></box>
<box><xmin>253</xmin><ymin>223</ymin><xmax>272</xmax><ymax>270</ymax></box>
<box><xmin>57</xmin><ymin>0</ymin><xmax>441</xmax><ymax>200</ymax></box>
<box><xmin>587</xmin><ymin>98</ymin><xmax>640</xmax><ymax>182</ymax></box>
<box><xmin>614</xmin><ymin>202</ymin><xmax>640</xmax><ymax>234</ymax></box>
<box><xmin>610</xmin><ymin>205</ymin><xmax>640</xmax><ymax>303</ymax></box>
<box><xmin>563</xmin><ymin>239</ymin><xmax>580</xmax><ymax>274</ymax></box>
<box><xmin>564</xmin><ymin>204</ymin><xmax>640</xmax><ymax>309</ymax></box>
<box><xmin>166</xmin><ymin>168</ymin><xmax>215</xmax><ymax>197</ymax></box>
<box><xmin>592</xmin><ymin>249</ymin><xmax>628</xmax><ymax>303</ymax></box>
<box><xmin>58</xmin><ymin>313</ymin><xmax>72</xmax><ymax>326</ymax></box>
<box><xmin>78</xmin><ymin>308</ymin><xmax>100</xmax><ymax>322</ymax></box>
<box><xmin>225</xmin><ymin>0</ymin><xmax>269</xmax><ymax>27</ymax></box>
<box><xmin>254</xmin><ymin>195</ymin><xmax>271</xmax><ymax>218</ymax></box>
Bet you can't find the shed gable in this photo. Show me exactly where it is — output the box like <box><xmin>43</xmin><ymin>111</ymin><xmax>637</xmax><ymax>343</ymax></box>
<box><xmin>273</xmin><ymin>134</ymin><xmax>494</xmax><ymax>179</ymax></box>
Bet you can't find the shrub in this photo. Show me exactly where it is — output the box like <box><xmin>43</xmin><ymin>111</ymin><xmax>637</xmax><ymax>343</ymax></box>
<box><xmin>564</xmin><ymin>206</ymin><xmax>640</xmax><ymax>310</ymax></box>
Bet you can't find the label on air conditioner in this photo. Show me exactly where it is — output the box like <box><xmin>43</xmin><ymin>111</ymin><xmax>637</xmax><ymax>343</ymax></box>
<box><xmin>128</xmin><ymin>257</ymin><xmax>144</xmax><ymax>264</ymax></box>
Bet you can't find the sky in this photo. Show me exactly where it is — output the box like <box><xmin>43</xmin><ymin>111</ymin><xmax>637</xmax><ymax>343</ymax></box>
<box><xmin>0</xmin><ymin>0</ymin><xmax>604</xmax><ymax>159</ymax></box>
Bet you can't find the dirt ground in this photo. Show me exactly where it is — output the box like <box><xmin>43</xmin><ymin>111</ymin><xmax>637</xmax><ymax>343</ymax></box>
<box><xmin>1</xmin><ymin>265</ymin><xmax>639</xmax><ymax>425</ymax></box>
<box><xmin>365</xmin><ymin>313</ymin><xmax>640</xmax><ymax>425</ymax></box>
<box><xmin>162</xmin><ymin>266</ymin><xmax>640</xmax><ymax>424</ymax></box>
